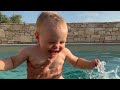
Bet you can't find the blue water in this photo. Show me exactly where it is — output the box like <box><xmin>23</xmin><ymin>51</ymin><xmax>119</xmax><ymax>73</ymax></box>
<box><xmin>0</xmin><ymin>44</ymin><xmax>120</xmax><ymax>79</ymax></box>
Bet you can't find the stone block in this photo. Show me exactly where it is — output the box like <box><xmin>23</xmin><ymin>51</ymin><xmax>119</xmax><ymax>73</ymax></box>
<box><xmin>85</xmin><ymin>28</ymin><xmax>94</xmax><ymax>35</ymax></box>
<box><xmin>115</xmin><ymin>23</ymin><xmax>120</xmax><ymax>27</ymax></box>
<box><xmin>113</xmin><ymin>28</ymin><xmax>118</xmax><ymax>31</ymax></box>
<box><xmin>111</xmin><ymin>36</ymin><xmax>117</xmax><ymax>40</ymax></box>
<box><xmin>10</xmin><ymin>25</ymin><xmax>23</xmax><ymax>30</ymax></box>
<box><xmin>94</xmin><ymin>28</ymin><xmax>103</xmax><ymax>31</ymax></box>
<box><xmin>78</xmin><ymin>30</ymin><xmax>85</xmax><ymax>35</ymax></box>
<box><xmin>29</xmin><ymin>25</ymin><xmax>35</xmax><ymax>30</ymax></box>
<box><xmin>105</xmin><ymin>28</ymin><xmax>112</xmax><ymax>31</ymax></box>
<box><xmin>105</xmin><ymin>36</ymin><xmax>112</xmax><ymax>40</ymax></box>
<box><xmin>20</xmin><ymin>35</ymin><xmax>32</xmax><ymax>42</ymax></box>
<box><xmin>117</xmin><ymin>36</ymin><xmax>120</xmax><ymax>40</ymax></box>
<box><xmin>111</xmin><ymin>31</ymin><xmax>120</xmax><ymax>35</ymax></box>
<box><xmin>74</xmin><ymin>32</ymin><xmax>78</xmax><ymax>35</ymax></box>
<box><xmin>0</xmin><ymin>29</ymin><xmax>5</xmax><ymax>37</ymax></box>
<box><xmin>98</xmin><ymin>31</ymin><xmax>105</xmax><ymax>35</ymax></box>
<box><xmin>87</xmin><ymin>23</ymin><xmax>96</xmax><ymax>27</ymax></box>
<box><xmin>31</xmin><ymin>31</ymin><xmax>35</xmax><ymax>35</ymax></box>
<box><xmin>106</xmin><ymin>32</ymin><xmax>111</xmax><ymax>35</ymax></box>
<box><xmin>68</xmin><ymin>32</ymin><xmax>74</xmax><ymax>36</ymax></box>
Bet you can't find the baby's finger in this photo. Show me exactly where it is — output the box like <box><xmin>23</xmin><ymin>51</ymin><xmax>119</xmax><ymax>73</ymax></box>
<box><xmin>94</xmin><ymin>60</ymin><xmax>100</xmax><ymax>66</ymax></box>
<box><xmin>95</xmin><ymin>63</ymin><xmax>97</xmax><ymax>67</ymax></box>
<box><xmin>95</xmin><ymin>59</ymin><xmax>100</xmax><ymax>63</ymax></box>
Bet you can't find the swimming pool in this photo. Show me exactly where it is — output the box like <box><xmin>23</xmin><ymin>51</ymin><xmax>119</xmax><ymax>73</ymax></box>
<box><xmin>0</xmin><ymin>44</ymin><xmax>120</xmax><ymax>79</ymax></box>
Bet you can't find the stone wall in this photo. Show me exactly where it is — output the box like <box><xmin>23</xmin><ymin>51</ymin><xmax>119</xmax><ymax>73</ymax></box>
<box><xmin>0</xmin><ymin>22</ymin><xmax>120</xmax><ymax>44</ymax></box>
<box><xmin>0</xmin><ymin>23</ymin><xmax>36</xmax><ymax>44</ymax></box>
<box><xmin>67</xmin><ymin>22</ymin><xmax>120</xmax><ymax>43</ymax></box>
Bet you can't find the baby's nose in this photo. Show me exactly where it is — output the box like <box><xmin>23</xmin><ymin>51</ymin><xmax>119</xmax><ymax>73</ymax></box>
<box><xmin>53</xmin><ymin>43</ymin><xmax>60</xmax><ymax>49</ymax></box>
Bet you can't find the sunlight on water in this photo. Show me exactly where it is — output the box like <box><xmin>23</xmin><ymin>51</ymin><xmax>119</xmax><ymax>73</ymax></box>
<box><xmin>88</xmin><ymin>61</ymin><xmax>120</xmax><ymax>79</ymax></box>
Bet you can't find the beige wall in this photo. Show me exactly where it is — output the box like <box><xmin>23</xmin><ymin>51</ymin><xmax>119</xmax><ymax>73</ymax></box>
<box><xmin>0</xmin><ymin>22</ymin><xmax>120</xmax><ymax>44</ymax></box>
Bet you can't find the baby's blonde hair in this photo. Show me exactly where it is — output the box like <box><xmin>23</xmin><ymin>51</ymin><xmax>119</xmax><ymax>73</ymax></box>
<box><xmin>36</xmin><ymin>11</ymin><xmax>65</xmax><ymax>33</ymax></box>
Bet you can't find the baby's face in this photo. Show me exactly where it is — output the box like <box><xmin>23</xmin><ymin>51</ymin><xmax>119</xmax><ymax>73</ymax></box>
<box><xmin>36</xmin><ymin>22</ymin><xmax>68</xmax><ymax>58</ymax></box>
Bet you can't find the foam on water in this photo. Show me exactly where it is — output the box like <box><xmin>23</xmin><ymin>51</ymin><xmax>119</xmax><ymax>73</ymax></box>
<box><xmin>88</xmin><ymin>61</ymin><xmax>120</xmax><ymax>79</ymax></box>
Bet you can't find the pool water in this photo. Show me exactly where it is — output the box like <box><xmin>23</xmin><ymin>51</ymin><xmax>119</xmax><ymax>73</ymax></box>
<box><xmin>0</xmin><ymin>44</ymin><xmax>120</xmax><ymax>79</ymax></box>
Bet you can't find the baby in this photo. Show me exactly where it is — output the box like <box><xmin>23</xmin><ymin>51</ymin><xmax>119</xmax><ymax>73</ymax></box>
<box><xmin>0</xmin><ymin>11</ymin><xmax>100</xmax><ymax>79</ymax></box>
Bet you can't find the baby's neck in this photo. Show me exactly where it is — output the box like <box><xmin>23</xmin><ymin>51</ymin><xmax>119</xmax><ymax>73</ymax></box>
<box><xmin>36</xmin><ymin>44</ymin><xmax>59</xmax><ymax>61</ymax></box>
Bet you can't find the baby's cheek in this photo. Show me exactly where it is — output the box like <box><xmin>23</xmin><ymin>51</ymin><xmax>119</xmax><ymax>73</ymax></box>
<box><xmin>60</xmin><ymin>46</ymin><xmax>65</xmax><ymax>51</ymax></box>
<box><xmin>61</xmin><ymin>44</ymin><xmax>65</xmax><ymax>48</ymax></box>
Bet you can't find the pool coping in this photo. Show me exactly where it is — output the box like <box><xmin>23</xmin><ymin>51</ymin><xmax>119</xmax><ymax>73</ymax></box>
<box><xmin>0</xmin><ymin>43</ymin><xmax>120</xmax><ymax>46</ymax></box>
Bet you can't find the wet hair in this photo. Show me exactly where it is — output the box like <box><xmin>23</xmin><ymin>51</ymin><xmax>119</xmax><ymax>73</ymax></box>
<box><xmin>36</xmin><ymin>11</ymin><xmax>66</xmax><ymax>33</ymax></box>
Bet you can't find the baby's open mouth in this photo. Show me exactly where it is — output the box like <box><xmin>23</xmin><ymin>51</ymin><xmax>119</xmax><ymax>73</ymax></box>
<box><xmin>48</xmin><ymin>50</ymin><xmax>59</xmax><ymax>54</ymax></box>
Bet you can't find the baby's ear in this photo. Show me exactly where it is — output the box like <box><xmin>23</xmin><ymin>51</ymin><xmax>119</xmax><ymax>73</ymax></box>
<box><xmin>35</xmin><ymin>32</ymin><xmax>39</xmax><ymax>39</ymax></box>
<box><xmin>35</xmin><ymin>32</ymin><xmax>40</xmax><ymax>44</ymax></box>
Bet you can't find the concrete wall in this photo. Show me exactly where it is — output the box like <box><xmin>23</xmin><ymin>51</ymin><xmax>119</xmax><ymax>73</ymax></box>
<box><xmin>0</xmin><ymin>22</ymin><xmax>120</xmax><ymax>44</ymax></box>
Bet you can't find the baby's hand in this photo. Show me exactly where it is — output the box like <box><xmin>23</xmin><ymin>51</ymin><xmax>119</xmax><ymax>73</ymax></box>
<box><xmin>90</xmin><ymin>59</ymin><xmax>100</xmax><ymax>69</ymax></box>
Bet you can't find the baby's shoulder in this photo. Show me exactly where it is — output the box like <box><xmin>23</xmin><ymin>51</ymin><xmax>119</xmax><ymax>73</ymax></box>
<box><xmin>62</xmin><ymin>47</ymin><xmax>71</xmax><ymax>55</ymax></box>
<box><xmin>62</xmin><ymin>47</ymin><xmax>71</xmax><ymax>52</ymax></box>
<box><xmin>19</xmin><ymin>45</ymin><xmax>37</xmax><ymax>54</ymax></box>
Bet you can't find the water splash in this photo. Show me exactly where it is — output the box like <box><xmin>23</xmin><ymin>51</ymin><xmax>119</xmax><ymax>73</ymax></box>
<box><xmin>88</xmin><ymin>61</ymin><xmax>120</xmax><ymax>79</ymax></box>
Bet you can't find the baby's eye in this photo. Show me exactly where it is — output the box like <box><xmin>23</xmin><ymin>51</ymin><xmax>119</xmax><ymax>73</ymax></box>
<box><xmin>60</xmin><ymin>41</ymin><xmax>65</xmax><ymax>44</ymax></box>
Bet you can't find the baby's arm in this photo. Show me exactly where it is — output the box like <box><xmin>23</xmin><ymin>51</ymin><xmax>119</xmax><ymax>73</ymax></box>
<box><xmin>64</xmin><ymin>48</ymin><xmax>99</xmax><ymax>69</ymax></box>
<box><xmin>0</xmin><ymin>47</ymin><xmax>29</xmax><ymax>71</ymax></box>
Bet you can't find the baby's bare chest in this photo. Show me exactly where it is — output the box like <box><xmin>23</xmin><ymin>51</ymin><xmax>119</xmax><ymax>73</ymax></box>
<box><xmin>29</xmin><ymin>55</ymin><xmax>65</xmax><ymax>68</ymax></box>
